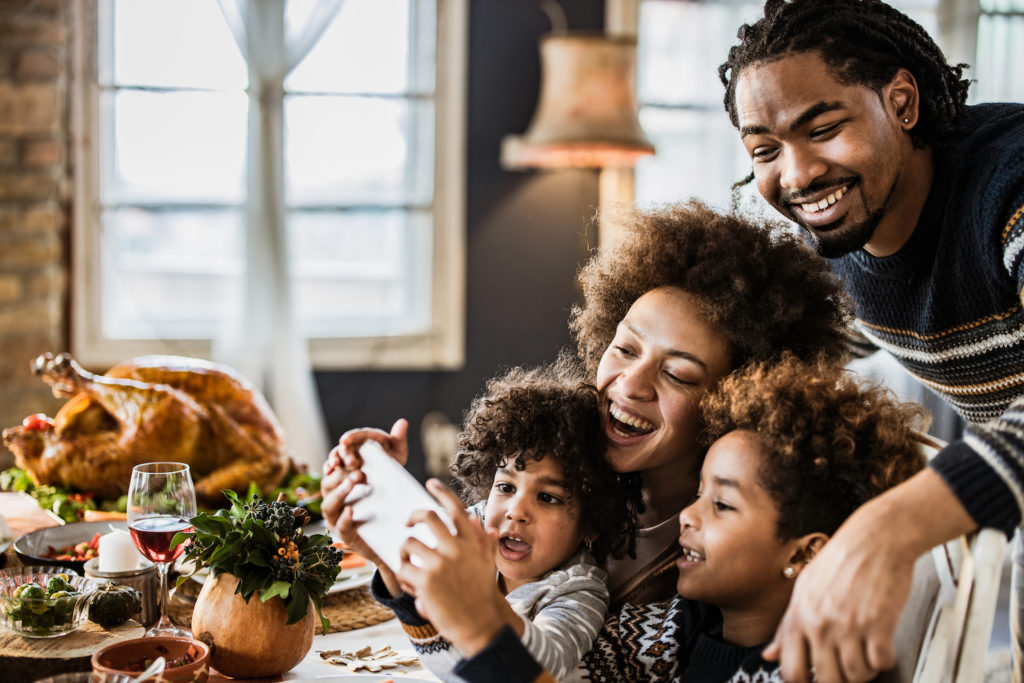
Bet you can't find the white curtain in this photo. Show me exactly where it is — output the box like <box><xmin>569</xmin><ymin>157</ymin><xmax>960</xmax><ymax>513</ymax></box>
<box><xmin>214</xmin><ymin>0</ymin><xmax>344</xmax><ymax>470</ymax></box>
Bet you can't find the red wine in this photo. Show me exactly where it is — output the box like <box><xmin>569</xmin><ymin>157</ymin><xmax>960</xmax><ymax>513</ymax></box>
<box><xmin>129</xmin><ymin>516</ymin><xmax>194</xmax><ymax>563</ymax></box>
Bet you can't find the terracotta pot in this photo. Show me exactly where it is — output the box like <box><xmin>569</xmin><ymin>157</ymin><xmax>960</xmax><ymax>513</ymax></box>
<box><xmin>190</xmin><ymin>572</ymin><xmax>314</xmax><ymax>678</ymax></box>
<box><xmin>93</xmin><ymin>636</ymin><xmax>210</xmax><ymax>683</ymax></box>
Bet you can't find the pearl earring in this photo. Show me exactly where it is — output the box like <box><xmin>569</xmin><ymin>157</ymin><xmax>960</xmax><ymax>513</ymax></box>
<box><xmin>903</xmin><ymin>118</ymin><xmax>910</xmax><ymax>124</ymax></box>
<box><xmin>783</xmin><ymin>566</ymin><xmax>796</xmax><ymax>579</ymax></box>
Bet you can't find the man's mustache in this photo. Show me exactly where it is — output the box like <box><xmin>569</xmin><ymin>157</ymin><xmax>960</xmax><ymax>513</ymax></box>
<box><xmin>781</xmin><ymin>176</ymin><xmax>859</xmax><ymax>206</ymax></box>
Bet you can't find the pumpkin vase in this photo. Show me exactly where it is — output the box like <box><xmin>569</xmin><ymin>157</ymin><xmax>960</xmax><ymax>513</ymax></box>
<box><xmin>190</xmin><ymin>572</ymin><xmax>315</xmax><ymax>678</ymax></box>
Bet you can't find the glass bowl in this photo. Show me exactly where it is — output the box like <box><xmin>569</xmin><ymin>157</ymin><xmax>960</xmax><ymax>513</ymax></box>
<box><xmin>0</xmin><ymin>568</ymin><xmax>97</xmax><ymax>638</ymax></box>
<box><xmin>0</xmin><ymin>564</ymin><xmax>81</xmax><ymax>581</ymax></box>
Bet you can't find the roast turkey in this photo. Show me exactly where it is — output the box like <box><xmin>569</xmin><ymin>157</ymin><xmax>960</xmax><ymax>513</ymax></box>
<box><xmin>2</xmin><ymin>352</ymin><xmax>292</xmax><ymax>505</ymax></box>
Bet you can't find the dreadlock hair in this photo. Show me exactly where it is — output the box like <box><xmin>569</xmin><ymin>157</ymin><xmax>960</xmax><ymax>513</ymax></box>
<box><xmin>700</xmin><ymin>352</ymin><xmax>929</xmax><ymax>540</ymax></box>
<box><xmin>450</xmin><ymin>353</ymin><xmax>641</xmax><ymax>562</ymax></box>
<box><xmin>719</xmin><ymin>0</ymin><xmax>971</xmax><ymax>150</ymax></box>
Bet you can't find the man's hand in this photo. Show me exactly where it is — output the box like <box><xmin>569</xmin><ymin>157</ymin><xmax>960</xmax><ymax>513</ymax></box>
<box><xmin>397</xmin><ymin>479</ymin><xmax>517</xmax><ymax>657</ymax></box>
<box><xmin>764</xmin><ymin>469</ymin><xmax>977</xmax><ymax>682</ymax></box>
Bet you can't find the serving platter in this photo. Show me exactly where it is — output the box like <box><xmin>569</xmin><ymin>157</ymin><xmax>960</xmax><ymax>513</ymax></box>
<box><xmin>13</xmin><ymin>520</ymin><xmax>127</xmax><ymax>573</ymax></box>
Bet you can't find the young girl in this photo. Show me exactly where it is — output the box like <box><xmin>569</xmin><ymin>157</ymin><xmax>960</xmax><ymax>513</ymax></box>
<box><xmin>395</xmin><ymin>353</ymin><xmax>928</xmax><ymax>682</ymax></box>
<box><xmin>336</xmin><ymin>358</ymin><xmax>639</xmax><ymax>682</ymax></box>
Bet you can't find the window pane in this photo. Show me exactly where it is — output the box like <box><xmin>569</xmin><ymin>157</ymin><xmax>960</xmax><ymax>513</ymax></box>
<box><xmin>105</xmin><ymin>90</ymin><xmax>247</xmax><ymax>204</ymax></box>
<box><xmin>975</xmin><ymin>15</ymin><xmax>1024</xmax><ymax>101</ymax></box>
<box><xmin>290</xmin><ymin>210</ymin><xmax>431</xmax><ymax>337</ymax></box>
<box><xmin>635</xmin><ymin>107</ymin><xmax>754</xmax><ymax>210</ymax></box>
<box><xmin>101</xmin><ymin>209</ymin><xmax>243</xmax><ymax>338</ymax></box>
<box><xmin>285</xmin><ymin>95</ymin><xmax>434</xmax><ymax>206</ymax></box>
<box><xmin>637</xmin><ymin>1</ymin><xmax>762</xmax><ymax>107</ymax></box>
<box><xmin>110</xmin><ymin>0</ymin><xmax>246</xmax><ymax>90</ymax></box>
<box><xmin>981</xmin><ymin>0</ymin><xmax>1024</xmax><ymax>12</ymax></box>
<box><xmin>287</xmin><ymin>0</ymin><xmax>436</xmax><ymax>95</ymax></box>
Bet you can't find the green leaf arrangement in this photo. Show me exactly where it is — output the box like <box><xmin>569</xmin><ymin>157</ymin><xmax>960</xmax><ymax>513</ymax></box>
<box><xmin>172</xmin><ymin>489</ymin><xmax>343</xmax><ymax>634</ymax></box>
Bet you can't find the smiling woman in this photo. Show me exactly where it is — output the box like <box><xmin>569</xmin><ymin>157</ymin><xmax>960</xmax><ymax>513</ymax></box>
<box><xmin>568</xmin><ymin>199</ymin><xmax>852</xmax><ymax>607</ymax></box>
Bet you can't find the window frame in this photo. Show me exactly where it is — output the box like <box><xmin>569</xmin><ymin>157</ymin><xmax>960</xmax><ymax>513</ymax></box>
<box><xmin>69</xmin><ymin>0</ymin><xmax>467</xmax><ymax>371</ymax></box>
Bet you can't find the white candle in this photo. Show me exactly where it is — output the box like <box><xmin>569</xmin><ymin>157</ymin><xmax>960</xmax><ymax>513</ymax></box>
<box><xmin>98</xmin><ymin>529</ymin><xmax>144</xmax><ymax>572</ymax></box>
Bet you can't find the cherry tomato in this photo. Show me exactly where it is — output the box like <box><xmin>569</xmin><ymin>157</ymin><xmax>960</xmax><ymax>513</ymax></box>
<box><xmin>22</xmin><ymin>413</ymin><xmax>54</xmax><ymax>431</ymax></box>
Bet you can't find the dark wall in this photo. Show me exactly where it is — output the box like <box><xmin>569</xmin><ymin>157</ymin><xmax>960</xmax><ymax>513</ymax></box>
<box><xmin>315</xmin><ymin>1</ymin><xmax>606</xmax><ymax>480</ymax></box>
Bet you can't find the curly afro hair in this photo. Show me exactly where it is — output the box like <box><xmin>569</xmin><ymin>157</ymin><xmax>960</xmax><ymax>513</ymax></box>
<box><xmin>700</xmin><ymin>352</ymin><xmax>928</xmax><ymax>540</ymax></box>
<box><xmin>570</xmin><ymin>200</ymin><xmax>852</xmax><ymax>378</ymax></box>
<box><xmin>719</xmin><ymin>0</ymin><xmax>970</xmax><ymax>150</ymax></box>
<box><xmin>450</xmin><ymin>354</ymin><xmax>640</xmax><ymax>563</ymax></box>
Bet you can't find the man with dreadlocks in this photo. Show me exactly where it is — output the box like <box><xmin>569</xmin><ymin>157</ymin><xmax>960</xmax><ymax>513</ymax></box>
<box><xmin>718</xmin><ymin>1</ymin><xmax>1024</xmax><ymax>681</ymax></box>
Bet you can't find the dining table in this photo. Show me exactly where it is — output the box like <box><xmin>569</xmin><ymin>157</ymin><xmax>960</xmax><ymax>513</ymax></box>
<box><xmin>0</xmin><ymin>491</ymin><xmax>441</xmax><ymax>683</ymax></box>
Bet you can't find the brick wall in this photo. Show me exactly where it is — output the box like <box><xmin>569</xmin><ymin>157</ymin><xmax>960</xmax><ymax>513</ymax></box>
<box><xmin>0</xmin><ymin>0</ymin><xmax>71</xmax><ymax>468</ymax></box>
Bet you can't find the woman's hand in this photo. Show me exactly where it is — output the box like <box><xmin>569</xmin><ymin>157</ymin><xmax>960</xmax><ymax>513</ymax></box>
<box><xmin>321</xmin><ymin>419</ymin><xmax>409</xmax><ymax>532</ymax></box>
<box><xmin>396</xmin><ymin>479</ymin><xmax>518</xmax><ymax>656</ymax></box>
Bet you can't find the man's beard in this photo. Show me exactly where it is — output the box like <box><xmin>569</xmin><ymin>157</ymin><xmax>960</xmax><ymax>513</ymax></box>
<box><xmin>804</xmin><ymin>209</ymin><xmax>884</xmax><ymax>258</ymax></box>
<box><xmin>797</xmin><ymin>174</ymin><xmax>898</xmax><ymax>259</ymax></box>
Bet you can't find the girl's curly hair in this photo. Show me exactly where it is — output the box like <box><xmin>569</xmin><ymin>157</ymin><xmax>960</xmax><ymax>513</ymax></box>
<box><xmin>700</xmin><ymin>352</ymin><xmax>928</xmax><ymax>540</ymax></box>
<box><xmin>570</xmin><ymin>200</ymin><xmax>852</xmax><ymax>377</ymax></box>
<box><xmin>450</xmin><ymin>354</ymin><xmax>640</xmax><ymax>562</ymax></box>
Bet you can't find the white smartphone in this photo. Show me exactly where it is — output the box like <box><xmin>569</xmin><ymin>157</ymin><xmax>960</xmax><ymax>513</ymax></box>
<box><xmin>349</xmin><ymin>440</ymin><xmax>454</xmax><ymax>573</ymax></box>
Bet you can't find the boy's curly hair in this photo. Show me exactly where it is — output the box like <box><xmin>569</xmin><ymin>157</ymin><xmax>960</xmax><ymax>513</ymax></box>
<box><xmin>570</xmin><ymin>200</ymin><xmax>852</xmax><ymax>377</ymax></box>
<box><xmin>450</xmin><ymin>355</ymin><xmax>640</xmax><ymax>562</ymax></box>
<box><xmin>701</xmin><ymin>352</ymin><xmax>928</xmax><ymax>540</ymax></box>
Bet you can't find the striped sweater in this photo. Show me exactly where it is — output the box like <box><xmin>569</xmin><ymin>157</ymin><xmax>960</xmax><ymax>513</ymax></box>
<box><xmin>833</xmin><ymin>103</ymin><xmax>1024</xmax><ymax>534</ymax></box>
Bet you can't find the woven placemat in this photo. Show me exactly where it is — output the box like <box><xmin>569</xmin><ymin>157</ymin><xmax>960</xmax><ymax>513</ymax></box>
<box><xmin>322</xmin><ymin>585</ymin><xmax>395</xmax><ymax>633</ymax></box>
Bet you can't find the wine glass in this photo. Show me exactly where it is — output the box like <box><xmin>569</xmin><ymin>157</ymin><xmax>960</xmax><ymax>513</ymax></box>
<box><xmin>127</xmin><ymin>462</ymin><xmax>197</xmax><ymax>637</ymax></box>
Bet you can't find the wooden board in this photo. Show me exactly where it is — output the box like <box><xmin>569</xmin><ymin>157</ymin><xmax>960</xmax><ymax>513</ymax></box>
<box><xmin>0</xmin><ymin>619</ymin><xmax>144</xmax><ymax>682</ymax></box>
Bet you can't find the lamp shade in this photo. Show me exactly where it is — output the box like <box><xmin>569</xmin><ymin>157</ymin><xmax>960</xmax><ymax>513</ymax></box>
<box><xmin>502</xmin><ymin>33</ymin><xmax>655</xmax><ymax>169</ymax></box>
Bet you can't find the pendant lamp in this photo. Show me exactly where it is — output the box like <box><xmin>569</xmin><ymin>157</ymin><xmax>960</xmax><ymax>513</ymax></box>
<box><xmin>501</xmin><ymin>32</ymin><xmax>655</xmax><ymax>170</ymax></box>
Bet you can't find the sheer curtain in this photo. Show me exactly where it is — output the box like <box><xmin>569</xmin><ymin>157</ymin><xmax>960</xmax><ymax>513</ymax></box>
<box><xmin>213</xmin><ymin>0</ymin><xmax>344</xmax><ymax>469</ymax></box>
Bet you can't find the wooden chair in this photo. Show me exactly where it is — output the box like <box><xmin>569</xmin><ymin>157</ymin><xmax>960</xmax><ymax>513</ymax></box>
<box><xmin>886</xmin><ymin>433</ymin><xmax>1010</xmax><ymax>683</ymax></box>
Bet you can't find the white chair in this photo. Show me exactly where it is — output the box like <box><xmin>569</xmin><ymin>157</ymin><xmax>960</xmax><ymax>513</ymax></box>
<box><xmin>884</xmin><ymin>433</ymin><xmax>1010</xmax><ymax>683</ymax></box>
<box><xmin>910</xmin><ymin>527</ymin><xmax>1007</xmax><ymax>683</ymax></box>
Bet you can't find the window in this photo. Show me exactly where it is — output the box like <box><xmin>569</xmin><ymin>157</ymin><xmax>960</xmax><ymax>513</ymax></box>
<box><xmin>71</xmin><ymin>0</ymin><xmax>466</xmax><ymax>369</ymax></box>
<box><xmin>973</xmin><ymin>0</ymin><xmax>1024</xmax><ymax>101</ymax></box>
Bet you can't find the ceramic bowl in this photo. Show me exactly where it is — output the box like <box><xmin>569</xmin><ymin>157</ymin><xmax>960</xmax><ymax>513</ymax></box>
<box><xmin>92</xmin><ymin>636</ymin><xmax>211</xmax><ymax>683</ymax></box>
<box><xmin>0</xmin><ymin>569</ymin><xmax>97</xmax><ymax>638</ymax></box>
<box><xmin>14</xmin><ymin>521</ymin><xmax>125</xmax><ymax>573</ymax></box>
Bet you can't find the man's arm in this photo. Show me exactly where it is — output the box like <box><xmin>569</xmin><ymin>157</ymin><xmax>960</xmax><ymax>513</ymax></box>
<box><xmin>764</xmin><ymin>468</ymin><xmax>977</xmax><ymax>683</ymax></box>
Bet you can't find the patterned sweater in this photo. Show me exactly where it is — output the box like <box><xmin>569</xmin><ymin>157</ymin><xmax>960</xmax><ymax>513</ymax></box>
<box><xmin>457</xmin><ymin>596</ymin><xmax>780</xmax><ymax>682</ymax></box>
<box><xmin>833</xmin><ymin>103</ymin><xmax>1024</xmax><ymax>535</ymax></box>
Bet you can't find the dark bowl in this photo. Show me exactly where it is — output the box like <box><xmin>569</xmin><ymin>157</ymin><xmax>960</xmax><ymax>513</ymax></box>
<box><xmin>14</xmin><ymin>521</ymin><xmax>127</xmax><ymax>574</ymax></box>
<box><xmin>92</xmin><ymin>636</ymin><xmax>210</xmax><ymax>683</ymax></box>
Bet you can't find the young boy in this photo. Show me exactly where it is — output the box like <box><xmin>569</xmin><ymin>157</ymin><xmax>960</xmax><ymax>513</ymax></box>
<box><xmin>398</xmin><ymin>353</ymin><xmax>928</xmax><ymax>683</ymax></box>
<box><xmin>334</xmin><ymin>358</ymin><xmax>639</xmax><ymax>682</ymax></box>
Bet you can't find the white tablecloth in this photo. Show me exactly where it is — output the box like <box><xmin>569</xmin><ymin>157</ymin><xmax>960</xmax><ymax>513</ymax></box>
<box><xmin>281</xmin><ymin>617</ymin><xmax>440</xmax><ymax>681</ymax></box>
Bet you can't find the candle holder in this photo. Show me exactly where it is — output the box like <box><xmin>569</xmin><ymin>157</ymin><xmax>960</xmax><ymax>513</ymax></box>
<box><xmin>84</xmin><ymin>557</ymin><xmax>159</xmax><ymax>626</ymax></box>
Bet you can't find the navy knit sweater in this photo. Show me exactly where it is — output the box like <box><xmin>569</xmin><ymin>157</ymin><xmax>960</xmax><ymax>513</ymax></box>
<box><xmin>832</xmin><ymin>103</ymin><xmax>1024</xmax><ymax>534</ymax></box>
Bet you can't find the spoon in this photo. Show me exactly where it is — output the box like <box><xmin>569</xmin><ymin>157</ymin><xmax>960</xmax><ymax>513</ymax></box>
<box><xmin>134</xmin><ymin>655</ymin><xmax>166</xmax><ymax>683</ymax></box>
